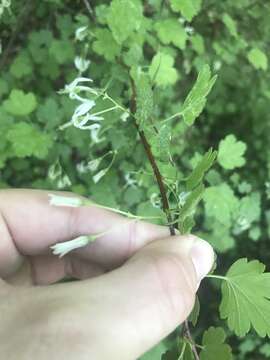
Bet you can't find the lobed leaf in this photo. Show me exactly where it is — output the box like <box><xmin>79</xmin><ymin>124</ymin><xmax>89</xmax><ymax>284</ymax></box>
<box><xmin>181</xmin><ymin>65</ymin><xmax>217</xmax><ymax>126</ymax></box>
<box><xmin>220</xmin><ymin>258</ymin><xmax>270</xmax><ymax>337</ymax></box>
<box><xmin>186</xmin><ymin>148</ymin><xmax>217</xmax><ymax>191</ymax></box>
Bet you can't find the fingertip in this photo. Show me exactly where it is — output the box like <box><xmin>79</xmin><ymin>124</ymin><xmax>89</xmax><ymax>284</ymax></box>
<box><xmin>189</xmin><ymin>236</ymin><xmax>215</xmax><ymax>283</ymax></box>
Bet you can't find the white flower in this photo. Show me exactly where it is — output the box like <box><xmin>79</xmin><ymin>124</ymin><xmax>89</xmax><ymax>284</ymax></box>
<box><xmin>56</xmin><ymin>175</ymin><xmax>72</xmax><ymax>189</ymax></box>
<box><xmin>60</xmin><ymin>77</ymin><xmax>97</xmax><ymax>98</ymax></box>
<box><xmin>75</xmin><ymin>26</ymin><xmax>88</xmax><ymax>41</ymax></box>
<box><xmin>150</xmin><ymin>193</ymin><xmax>160</xmax><ymax>208</ymax></box>
<box><xmin>71</xmin><ymin>100</ymin><xmax>104</xmax><ymax>129</ymax></box>
<box><xmin>51</xmin><ymin>236</ymin><xmax>91</xmax><ymax>257</ymax></box>
<box><xmin>121</xmin><ymin>112</ymin><xmax>129</xmax><ymax>122</ymax></box>
<box><xmin>48</xmin><ymin>194</ymin><xmax>82</xmax><ymax>207</ymax></box>
<box><xmin>89</xmin><ymin>123</ymin><xmax>104</xmax><ymax>143</ymax></box>
<box><xmin>87</xmin><ymin>159</ymin><xmax>101</xmax><ymax>172</ymax></box>
<box><xmin>74</xmin><ymin>56</ymin><xmax>90</xmax><ymax>73</ymax></box>
<box><xmin>213</xmin><ymin>60</ymin><xmax>222</xmax><ymax>71</ymax></box>
<box><xmin>185</xmin><ymin>26</ymin><xmax>194</xmax><ymax>35</ymax></box>
<box><xmin>93</xmin><ymin>169</ymin><xmax>107</xmax><ymax>183</ymax></box>
<box><xmin>73</xmin><ymin>100</ymin><xmax>96</xmax><ymax>118</ymax></box>
<box><xmin>76</xmin><ymin>162</ymin><xmax>88</xmax><ymax>174</ymax></box>
<box><xmin>124</xmin><ymin>173</ymin><xmax>137</xmax><ymax>187</ymax></box>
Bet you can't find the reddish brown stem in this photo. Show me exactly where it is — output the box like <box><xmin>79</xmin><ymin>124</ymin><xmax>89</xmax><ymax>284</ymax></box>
<box><xmin>129</xmin><ymin>77</ymin><xmax>200</xmax><ymax>360</ymax></box>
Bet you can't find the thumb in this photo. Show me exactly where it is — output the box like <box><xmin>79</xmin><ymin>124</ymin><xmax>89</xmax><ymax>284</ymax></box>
<box><xmin>57</xmin><ymin>235</ymin><xmax>214</xmax><ymax>360</ymax></box>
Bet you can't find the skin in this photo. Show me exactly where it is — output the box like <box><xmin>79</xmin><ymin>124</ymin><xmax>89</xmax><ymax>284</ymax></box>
<box><xmin>0</xmin><ymin>189</ymin><xmax>214</xmax><ymax>360</ymax></box>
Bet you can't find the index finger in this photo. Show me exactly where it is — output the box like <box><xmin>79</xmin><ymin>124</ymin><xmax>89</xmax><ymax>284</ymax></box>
<box><xmin>0</xmin><ymin>189</ymin><xmax>169</xmax><ymax>271</ymax></box>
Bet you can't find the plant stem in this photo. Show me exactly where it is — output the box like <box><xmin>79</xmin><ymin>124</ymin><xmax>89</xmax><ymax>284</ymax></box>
<box><xmin>0</xmin><ymin>0</ymin><xmax>32</xmax><ymax>70</ymax></box>
<box><xmin>129</xmin><ymin>76</ymin><xmax>200</xmax><ymax>359</ymax></box>
<box><xmin>129</xmin><ymin>79</ymin><xmax>176</xmax><ymax>235</ymax></box>
<box><xmin>207</xmin><ymin>274</ymin><xmax>227</xmax><ymax>281</ymax></box>
<box><xmin>82</xmin><ymin>0</ymin><xmax>95</xmax><ymax>21</ymax></box>
<box><xmin>183</xmin><ymin>320</ymin><xmax>200</xmax><ymax>360</ymax></box>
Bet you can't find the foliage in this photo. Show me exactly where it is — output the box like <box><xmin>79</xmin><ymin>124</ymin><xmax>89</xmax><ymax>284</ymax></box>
<box><xmin>219</xmin><ymin>258</ymin><xmax>270</xmax><ymax>337</ymax></box>
<box><xmin>1</xmin><ymin>0</ymin><xmax>270</xmax><ymax>358</ymax></box>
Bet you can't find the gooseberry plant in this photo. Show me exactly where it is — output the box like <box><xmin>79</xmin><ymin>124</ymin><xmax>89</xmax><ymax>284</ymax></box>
<box><xmin>46</xmin><ymin>3</ymin><xmax>270</xmax><ymax>359</ymax></box>
<box><xmin>1</xmin><ymin>0</ymin><xmax>270</xmax><ymax>359</ymax></box>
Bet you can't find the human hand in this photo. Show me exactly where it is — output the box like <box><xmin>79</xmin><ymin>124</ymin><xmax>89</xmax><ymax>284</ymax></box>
<box><xmin>0</xmin><ymin>189</ymin><xmax>214</xmax><ymax>360</ymax></box>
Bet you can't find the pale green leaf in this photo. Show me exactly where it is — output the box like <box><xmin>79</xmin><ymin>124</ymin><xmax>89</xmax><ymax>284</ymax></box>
<box><xmin>186</xmin><ymin>148</ymin><xmax>217</xmax><ymax>191</ymax></box>
<box><xmin>179</xmin><ymin>183</ymin><xmax>205</xmax><ymax>233</ymax></box>
<box><xmin>149</xmin><ymin>52</ymin><xmax>178</xmax><ymax>87</ymax></box>
<box><xmin>181</xmin><ymin>65</ymin><xmax>217</xmax><ymax>126</ymax></box>
<box><xmin>248</xmin><ymin>48</ymin><xmax>268</xmax><ymax>71</ymax></box>
<box><xmin>203</xmin><ymin>183</ymin><xmax>239</xmax><ymax>227</ymax></box>
<box><xmin>3</xmin><ymin>90</ymin><xmax>37</xmax><ymax>116</ymax></box>
<box><xmin>107</xmin><ymin>0</ymin><xmax>143</xmax><ymax>44</ymax></box>
<box><xmin>218</xmin><ymin>134</ymin><xmax>247</xmax><ymax>170</ymax></box>
<box><xmin>238</xmin><ymin>192</ymin><xmax>261</xmax><ymax>225</ymax></box>
<box><xmin>206</xmin><ymin>222</ymin><xmax>235</xmax><ymax>253</ymax></box>
<box><xmin>200</xmin><ymin>327</ymin><xmax>232</xmax><ymax>360</ymax></box>
<box><xmin>222</xmin><ymin>14</ymin><xmax>238</xmax><ymax>37</ymax></box>
<box><xmin>189</xmin><ymin>296</ymin><xmax>200</xmax><ymax>326</ymax></box>
<box><xmin>7</xmin><ymin>122</ymin><xmax>53</xmax><ymax>158</ymax></box>
<box><xmin>170</xmin><ymin>0</ymin><xmax>202</xmax><ymax>22</ymax></box>
<box><xmin>220</xmin><ymin>258</ymin><xmax>270</xmax><ymax>337</ymax></box>
<box><xmin>155</xmin><ymin>18</ymin><xmax>187</xmax><ymax>50</ymax></box>
<box><xmin>151</xmin><ymin>124</ymin><xmax>171</xmax><ymax>161</ymax></box>
<box><xmin>92</xmin><ymin>28</ymin><xmax>121</xmax><ymax>61</ymax></box>
<box><xmin>135</xmin><ymin>73</ymin><xmax>154</xmax><ymax>129</ymax></box>
<box><xmin>191</xmin><ymin>34</ymin><xmax>205</xmax><ymax>55</ymax></box>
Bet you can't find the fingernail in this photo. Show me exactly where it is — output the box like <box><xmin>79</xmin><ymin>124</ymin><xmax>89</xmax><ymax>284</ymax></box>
<box><xmin>190</xmin><ymin>237</ymin><xmax>214</xmax><ymax>283</ymax></box>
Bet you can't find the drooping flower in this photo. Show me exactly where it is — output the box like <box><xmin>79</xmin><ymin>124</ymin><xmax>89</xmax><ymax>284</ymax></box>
<box><xmin>51</xmin><ymin>236</ymin><xmax>91</xmax><ymax>257</ymax></box>
<box><xmin>74</xmin><ymin>56</ymin><xmax>91</xmax><ymax>73</ymax></box>
<box><xmin>75</xmin><ymin>26</ymin><xmax>88</xmax><ymax>41</ymax></box>
<box><xmin>59</xmin><ymin>77</ymin><xmax>97</xmax><ymax>99</ymax></box>
<box><xmin>48</xmin><ymin>193</ymin><xmax>82</xmax><ymax>207</ymax></box>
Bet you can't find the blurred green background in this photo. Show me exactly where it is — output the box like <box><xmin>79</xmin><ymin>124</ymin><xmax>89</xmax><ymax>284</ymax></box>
<box><xmin>1</xmin><ymin>0</ymin><xmax>270</xmax><ymax>358</ymax></box>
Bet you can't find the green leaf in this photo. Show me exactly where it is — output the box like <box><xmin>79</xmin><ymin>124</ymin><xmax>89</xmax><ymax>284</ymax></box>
<box><xmin>149</xmin><ymin>52</ymin><xmax>178</xmax><ymax>87</ymax></box>
<box><xmin>3</xmin><ymin>90</ymin><xmax>37</xmax><ymax>116</ymax></box>
<box><xmin>186</xmin><ymin>148</ymin><xmax>217</xmax><ymax>191</ymax></box>
<box><xmin>49</xmin><ymin>39</ymin><xmax>75</xmax><ymax>64</ymax></box>
<box><xmin>249</xmin><ymin>226</ymin><xmax>261</xmax><ymax>242</ymax></box>
<box><xmin>206</xmin><ymin>222</ymin><xmax>235</xmax><ymax>253</ymax></box>
<box><xmin>170</xmin><ymin>0</ymin><xmax>202</xmax><ymax>22</ymax></box>
<box><xmin>260</xmin><ymin>343</ymin><xmax>270</xmax><ymax>357</ymax></box>
<box><xmin>0</xmin><ymin>78</ymin><xmax>9</xmax><ymax>98</ymax></box>
<box><xmin>155</xmin><ymin>18</ymin><xmax>187</xmax><ymax>50</ymax></box>
<box><xmin>179</xmin><ymin>184</ymin><xmax>205</xmax><ymax>233</ymax></box>
<box><xmin>151</xmin><ymin>124</ymin><xmax>171</xmax><ymax>161</ymax></box>
<box><xmin>247</xmin><ymin>48</ymin><xmax>268</xmax><ymax>71</ymax></box>
<box><xmin>10</xmin><ymin>52</ymin><xmax>32</xmax><ymax>79</ymax></box>
<box><xmin>238</xmin><ymin>192</ymin><xmax>261</xmax><ymax>225</ymax></box>
<box><xmin>7</xmin><ymin>122</ymin><xmax>53</xmax><ymax>158</ymax></box>
<box><xmin>92</xmin><ymin>28</ymin><xmax>121</xmax><ymax>61</ymax></box>
<box><xmin>140</xmin><ymin>341</ymin><xmax>168</xmax><ymax>359</ymax></box>
<box><xmin>217</xmin><ymin>134</ymin><xmax>247</xmax><ymax>170</ymax></box>
<box><xmin>191</xmin><ymin>34</ymin><xmax>205</xmax><ymax>55</ymax></box>
<box><xmin>37</xmin><ymin>98</ymin><xmax>64</xmax><ymax>129</ymax></box>
<box><xmin>203</xmin><ymin>184</ymin><xmax>239</xmax><ymax>227</ymax></box>
<box><xmin>220</xmin><ymin>258</ymin><xmax>270</xmax><ymax>337</ymax></box>
<box><xmin>162</xmin><ymin>341</ymin><xmax>193</xmax><ymax>360</ymax></box>
<box><xmin>181</xmin><ymin>65</ymin><xmax>217</xmax><ymax>126</ymax></box>
<box><xmin>222</xmin><ymin>14</ymin><xmax>238</xmax><ymax>37</ymax></box>
<box><xmin>200</xmin><ymin>327</ymin><xmax>232</xmax><ymax>360</ymax></box>
<box><xmin>135</xmin><ymin>73</ymin><xmax>154</xmax><ymax>129</ymax></box>
<box><xmin>107</xmin><ymin>0</ymin><xmax>143</xmax><ymax>44</ymax></box>
<box><xmin>189</xmin><ymin>296</ymin><xmax>200</xmax><ymax>326</ymax></box>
